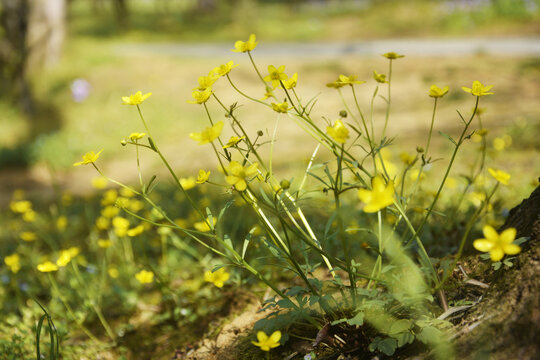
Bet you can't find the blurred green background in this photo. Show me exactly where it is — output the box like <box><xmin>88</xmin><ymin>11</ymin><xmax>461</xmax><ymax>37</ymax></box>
<box><xmin>1</xmin><ymin>0</ymin><xmax>539</xmax><ymax>202</ymax></box>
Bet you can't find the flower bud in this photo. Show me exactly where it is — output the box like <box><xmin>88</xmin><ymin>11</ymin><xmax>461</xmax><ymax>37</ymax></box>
<box><xmin>339</xmin><ymin>110</ymin><xmax>347</xmax><ymax>118</ymax></box>
<box><xmin>257</xmin><ymin>130</ymin><xmax>264</xmax><ymax>137</ymax></box>
<box><xmin>280</xmin><ymin>179</ymin><xmax>290</xmax><ymax>190</ymax></box>
<box><xmin>416</xmin><ymin>146</ymin><xmax>424</xmax><ymax>153</ymax></box>
<box><xmin>121</xmin><ymin>139</ymin><xmax>127</xmax><ymax>146</ymax></box>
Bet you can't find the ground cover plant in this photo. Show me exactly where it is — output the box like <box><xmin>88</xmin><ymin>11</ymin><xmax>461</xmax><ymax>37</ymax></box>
<box><xmin>1</xmin><ymin>34</ymin><xmax>536</xmax><ymax>360</ymax></box>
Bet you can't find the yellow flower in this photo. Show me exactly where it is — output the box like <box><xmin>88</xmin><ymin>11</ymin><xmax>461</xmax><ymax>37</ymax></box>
<box><xmin>120</xmin><ymin>188</ymin><xmax>135</xmax><ymax>198</ymax></box>
<box><xmin>179</xmin><ymin>177</ymin><xmax>197</xmax><ymax>190</ymax></box>
<box><xmin>196</xmin><ymin>170</ymin><xmax>211</xmax><ymax>184</ymax></box>
<box><xmin>188</xmin><ymin>88</ymin><xmax>213</xmax><ymax>104</ymax></box>
<box><xmin>10</xmin><ymin>200</ymin><xmax>32</xmax><ymax>213</ymax></box>
<box><xmin>128</xmin><ymin>200</ymin><xmax>144</xmax><ymax>212</ymax></box>
<box><xmin>101</xmin><ymin>205</ymin><xmax>120</xmax><ymax>218</ymax></box>
<box><xmin>113</xmin><ymin>216</ymin><xmax>130</xmax><ymax>237</ymax></box>
<box><xmin>194</xmin><ymin>216</ymin><xmax>217</xmax><ymax>232</ymax></box>
<box><xmin>135</xmin><ymin>270</ymin><xmax>154</xmax><ymax>284</ymax></box>
<box><xmin>194</xmin><ymin>73</ymin><xmax>219</xmax><ymax>91</ymax></box>
<box><xmin>282</xmin><ymin>72</ymin><xmax>298</xmax><ymax>90</ymax></box>
<box><xmin>462</xmin><ymin>81</ymin><xmax>494</xmax><ymax>96</ymax></box>
<box><xmin>98</xmin><ymin>239</ymin><xmax>113</xmax><ymax>248</ymax></box>
<box><xmin>326</xmin><ymin>77</ymin><xmax>347</xmax><ymax>89</ymax></box>
<box><xmin>127</xmin><ymin>224</ymin><xmax>145</xmax><ymax>237</ymax></box>
<box><xmin>96</xmin><ymin>216</ymin><xmax>110</xmax><ymax>230</ymax></box>
<box><xmin>20</xmin><ymin>232</ymin><xmax>37</xmax><ymax>242</ymax></box>
<box><xmin>358</xmin><ymin>175</ymin><xmax>395</xmax><ymax>213</ymax></box>
<box><xmin>73</xmin><ymin>150</ymin><xmax>103</xmax><ymax>166</ymax></box>
<box><xmin>4</xmin><ymin>254</ymin><xmax>21</xmax><ymax>274</ymax></box>
<box><xmin>108</xmin><ymin>267</ymin><xmax>119</xmax><ymax>278</ymax></box>
<box><xmin>264</xmin><ymin>65</ymin><xmax>288</xmax><ymax>88</ymax></box>
<box><xmin>382</xmin><ymin>52</ymin><xmax>405</xmax><ymax>59</ymax></box>
<box><xmin>409</xmin><ymin>169</ymin><xmax>426</xmax><ymax>181</ymax></box>
<box><xmin>271</xmin><ymin>101</ymin><xmax>290</xmax><ymax>113</ymax></box>
<box><xmin>101</xmin><ymin>189</ymin><xmax>118</xmax><ymax>206</ymax></box>
<box><xmin>204</xmin><ymin>267</ymin><xmax>230</xmax><ymax>288</ymax></box>
<box><xmin>337</xmin><ymin>74</ymin><xmax>365</xmax><ymax>86</ymax></box>
<box><xmin>22</xmin><ymin>210</ymin><xmax>36</xmax><ymax>222</ymax></box>
<box><xmin>122</xmin><ymin>91</ymin><xmax>152</xmax><ymax>105</ymax></box>
<box><xmin>92</xmin><ymin>176</ymin><xmax>108</xmax><ymax>189</ymax></box>
<box><xmin>232</xmin><ymin>34</ymin><xmax>258</xmax><ymax>53</ymax></box>
<box><xmin>488</xmin><ymin>168</ymin><xmax>510</xmax><ymax>185</ymax></box>
<box><xmin>493</xmin><ymin>135</ymin><xmax>511</xmax><ymax>151</ymax></box>
<box><xmin>37</xmin><ymin>261</ymin><xmax>59</xmax><ymax>273</ymax></box>
<box><xmin>326</xmin><ymin>120</ymin><xmax>349</xmax><ymax>144</ymax></box>
<box><xmin>473</xmin><ymin>225</ymin><xmax>520</xmax><ymax>262</ymax></box>
<box><xmin>261</xmin><ymin>88</ymin><xmax>275</xmax><ymax>100</ymax></box>
<box><xmin>252</xmin><ymin>331</ymin><xmax>281</xmax><ymax>352</ymax></box>
<box><xmin>446</xmin><ymin>177</ymin><xmax>458</xmax><ymax>189</ymax></box>
<box><xmin>129</xmin><ymin>132</ymin><xmax>146</xmax><ymax>141</ymax></box>
<box><xmin>189</xmin><ymin>121</ymin><xmax>224</xmax><ymax>145</ymax></box>
<box><xmin>211</xmin><ymin>61</ymin><xmax>239</xmax><ymax>77</ymax></box>
<box><xmin>429</xmin><ymin>85</ymin><xmax>449</xmax><ymax>98</ymax></box>
<box><xmin>56</xmin><ymin>247</ymin><xmax>80</xmax><ymax>267</ymax></box>
<box><xmin>373</xmin><ymin>70</ymin><xmax>387</xmax><ymax>83</ymax></box>
<box><xmin>225</xmin><ymin>161</ymin><xmax>259</xmax><ymax>191</ymax></box>
<box><xmin>56</xmin><ymin>216</ymin><xmax>68</xmax><ymax>231</ymax></box>
<box><xmin>223</xmin><ymin>136</ymin><xmax>245</xmax><ymax>149</ymax></box>
<box><xmin>399</xmin><ymin>152</ymin><xmax>416</xmax><ymax>166</ymax></box>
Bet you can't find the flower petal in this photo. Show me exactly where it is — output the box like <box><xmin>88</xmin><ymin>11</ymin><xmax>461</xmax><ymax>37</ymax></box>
<box><xmin>490</xmin><ymin>247</ymin><xmax>504</xmax><ymax>262</ymax></box>
<box><xmin>502</xmin><ymin>243</ymin><xmax>521</xmax><ymax>255</ymax></box>
<box><xmin>482</xmin><ymin>225</ymin><xmax>498</xmax><ymax>241</ymax></box>
<box><xmin>499</xmin><ymin>228</ymin><xmax>516</xmax><ymax>244</ymax></box>
<box><xmin>473</xmin><ymin>239</ymin><xmax>494</xmax><ymax>252</ymax></box>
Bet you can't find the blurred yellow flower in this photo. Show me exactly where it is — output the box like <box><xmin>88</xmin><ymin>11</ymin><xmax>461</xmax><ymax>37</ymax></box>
<box><xmin>337</xmin><ymin>74</ymin><xmax>365</xmax><ymax>86</ymax></box>
<box><xmin>232</xmin><ymin>34</ymin><xmax>258</xmax><ymax>53</ymax></box>
<box><xmin>180</xmin><ymin>177</ymin><xmax>197</xmax><ymax>190</ymax></box>
<box><xmin>20</xmin><ymin>232</ymin><xmax>37</xmax><ymax>242</ymax></box>
<box><xmin>282</xmin><ymin>72</ymin><xmax>298</xmax><ymax>90</ymax></box>
<box><xmin>429</xmin><ymin>85</ymin><xmax>449</xmax><ymax>98</ymax></box>
<box><xmin>399</xmin><ymin>152</ymin><xmax>416</xmax><ymax>166</ymax></box>
<box><xmin>127</xmin><ymin>225</ymin><xmax>145</xmax><ymax>237</ymax></box>
<box><xmin>98</xmin><ymin>239</ymin><xmax>113</xmax><ymax>248</ymax></box>
<box><xmin>382</xmin><ymin>52</ymin><xmax>405</xmax><ymax>59</ymax></box>
<box><xmin>73</xmin><ymin>150</ymin><xmax>103</xmax><ymax>166</ymax></box>
<box><xmin>194</xmin><ymin>216</ymin><xmax>217</xmax><ymax>232</ymax></box>
<box><xmin>446</xmin><ymin>177</ymin><xmax>458</xmax><ymax>189</ymax></box>
<box><xmin>37</xmin><ymin>261</ymin><xmax>58</xmax><ymax>273</ymax></box>
<box><xmin>488</xmin><ymin>168</ymin><xmax>510</xmax><ymax>185</ymax></box>
<box><xmin>271</xmin><ymin>101</ymin><xmax>290</xmax><ymax>113</ymax></box>
<box><xmin>129</xmin><ymin>132</ymin><xmax>146</xmax><ymax>141</ymax></box>
<box><xmin>204</xmin><ymin>267</ymin><xmax>230</xmax><ymax>288</ymax></box>
<box><xmin>326</xmin><ymin>77</ymin><xmax>347</xmax><ymax>89</ymax></box>
<box><xmin>56</xmin><ymin>247</ymin><xmax>80</xmax><ymax>267</ymax></box>
<box><xmin>252</xmin><ymin>330</ymin><xmax>281</xmax><ymax>352</ymax></box>
<box><xmin>196</xmin><ymin>170</ymin><xmax>211</xmax><ymax>184</ymax></box>
<box><xmin>223</xmin><ymin>136</ymin><xmax>245</xmax><ymax>149</ymax></box>
<box><xmin>373</xmin><ymin>70</ymin><xmax>387</xmax><ymax>83</ymax></box>
<box><xmin>409</xmin><ymin>169</ymin><xmax>426</xmax><ymax>181</ymax></box>
<box><xmin>225</xmin><ymin>161</ymin><xmax>259</xmax><ymax>191</ymax></box>
<box><xmin>92</xmin><ymin>176</ymin><xmax>108</xmax><ymax>189</ymax></box>
<box><xmin>4</xmin><ymin>254</ymin><xmax>21</xmax><ymax>274</ymax></box>
<box><xmin>462</xmin><ymin>81</ymin><xmax>494</xmax><ymax>96</ymax></box>
<box><xmin>128</xmin><ymin>200</ymin><xmax>144</xmax><ymax>212</ymax></box>
<box><xmin>102</xmin><ymin>205</ymin><xmax>120</xmax><ymax>218</ymax></box>
<box><xmin>194</xmin><ymin>74</ymin><xmax>218</xmax><ymax>91</ymax></box>
<box><xmin>326</xmin><ymin>120</ymin><xmax>349</xmax><ymax>144</ymax></box>
<box><xmin>188</xmin><ymin>88</ymin><xmax>213</xmax><ymax>104</ymax></box>
<box><xmin>113</xmin><ymin>217</ymin><xmax>130</xmax><ymax>237</ymax></box>
<box><xmin>358</xmin><ymin>175</ymin><xmax>395</xmax><ymax>213</ymax></box>
<box><xmin>493</xmin><ymin>135</ymin><xmax>511</xmax><ymax>151</ymax></box>
<box><xmin>22</xmin><ymin>210</ymin><xmax>36</xmax><ymax>222</ymax></box>
<box><xmin>120</xmin><ymin>188</ymin><xmax>135</xmax><ymax>198</ymax></box>
<box><xmin>212</xmin><ymin>60</ymin><xmax>239</xmax><ymax>77</ymax></box>
<box><xmin>473</xmin><ymin>225</ymin><xmax>520</xmax><ymax>262</ymax></box>
<box><xmin>101</xmin><ymin>189</ymin><xmax>118</xmax><ymax>206</ymax></box>
<box><xmin>108</xmin><ymin>267</ymin><xmax>119</xmax><ymax>278</ymax></box>
<box><xmin>56</xmin><ymin>216</ymin><xmax>68</xmax><ymax>231</ymax></box>
<box><xmin>189</xmin><ymin>121</ymin><xmax>224</xmax><ymax>145</ymax></box>
<box><xmin>264</xmin><ymin>65</ymin><xmax>288</xmax><ymax>88</ymax></box>
<box><xmin>122</xmin><ymin>91</ymin><xmax>152</xmax><ymax>105</ymax></box>
<box><xmin>96</xmin><ymin>216</ymin><xmax>110</xmax><ymax>230</ymax></box>
<box><xmin>135</xmin><ymin>270</ymin><xmax>154</xmax><ymax>284</ymax></box>
<box><xmin>10</xmin><ymin>200</ymin><xmax>32</xmax><ymax>213</ymax></box>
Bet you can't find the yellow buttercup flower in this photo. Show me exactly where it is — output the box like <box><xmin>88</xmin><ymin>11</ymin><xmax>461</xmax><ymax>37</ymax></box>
<box><xmin>282</xmin><ymin>72</ymin><xmax>298</xmax><ymax>90</ymax></box>
<box><xmin>56</xmin><ymin>247</ymin><xmax>80</xmax><ymax>267</ymax></box>
<box><xmin>10</xmin><ymin>200</ymin><xmax>32</xmax><ymax>213</ymax></box>
<box><xmin>358</xmin><ymin>175</ymin><xmax>395</xmax><ymax>213</ymax></box>
<box><xmin>326</xmin><ymin>120</ymin><xmax>349</xmax><ymax>144</ymax></box>
<box><xmin>271</xmin><ymin>101</ymin><xmax>290</xmax><ymax>113</ymax></box>
<box><xmin>473</xmin><ymin>225</ymin><xmax>520</xmax><ymax>262</ymax></box>
<box><xmin>337</xmin><ymin>74</ymin><xmax>365</xmax><ymax>86</ymax></box>
<box><xmin>112</xmin><ymin>216</ymin><xmax>130</xmax><ymax>237</ymax></box>
<box><xmin>488</xmin><ymin>168</ymin><xmax>510</xmax><ymax>185</ymax></box>
<box><xmin>98</xmin><ymin>239</ymin><xmax>113</xmax><ymax>248</ymax></box>
<box><xmin>92</xmin><ymin>176</ymin><xmax>108</xmax><ymax>189</ymax></box>
<box><xmin>101</xmin><ymin>189</ymin><xmax>118</xmax><ymax>206</ymax></box>
<box><xmin>252</xmin><ymin>330</ymin><xmax>281</xmax><ymax>352</ymax></box>
<box><xmin>196</xmin><ymin>170</ymin><xmax>211</xmax><ymax>184</ymax></box>
<box><xmin>56</xmin><ymin>216</ymin><xmax>68</xmax><ymax>231</ymax></box>
<box><xmin>189</xmin><ymin>121</ymin><xmax>224</xmax><ymax>145</ymax></box>
<box><xmin>122</xmin><ymin>91</ymin><xmax>152</xmax><ymax>105</ymax></box>
<box><xmin>373</xmin><ymin>70</ymin><xmax>387</xmax><ymax>84</ymax></box>
<box><xmin>102</xmin><ymin>205</ymin><xmax>120</xmax><ymax>218</ymax></box>
<box><xmin>4</xmin><ymin>254</ymin><xmax>21</xmax><ymax>274</ymax></box>
<box><xmin>429</xmin><ymin>85</ymin><xmax>449</xmax><ymax>98</ymax></box>
<box><xmin>127</xmin><ymin>224</ymin><xmax>144</xmax><ymax>237</ymax></box>
<box><xmin>73</xmin><ymin>150</ymin><xmax>103</xmax><ymax>166</ymax></box>
<box><xmin>493</xmin><ymin>135</ymin><xmax>511</xmax><ymax>151</ymax></box>
<box><xmin>232</xmin><ymin>34</ymin><xmax>258</xmax><ymax>53</ymax></box>
<box><xmin>382</xmin><ymin>52</ymin><xmax>405</xmax><ymax>59</ymax></box>
<box><xmin>194</xmin><ymin>73</ymin><xmax>219</xmax><ymax>91</ymax></box>
<box><xmin>129</xmin><ymin>132</ymin><xmax>146</xmax><ymax>141</ymax></box>
<box><xmin>108</xmin><ymin>267</ymin><xmax>119</xmax><ymax>278</ymax></box>
<box><xmin>211</xmin><ymin>61</ymin><xmax>239</xmax><ymax>77</ymax></box>
<box><xmin>223</xmin><ymin>136</ymin><xmax>245</xmax><ymax>149</ymax></box>
<box><xmin>20</xmin><ymin>232</ymin><xmax>37</xmax><ymax>242</ymax></box>
<box><xmin>225</xmin><ymin>161</ymin><xmax>259</xmax><ymax>191</ymax></box>
<box><xmin>194</xmin><ymin>216</ymin><xmax>217</xmax><ymax>232</ymax></box>
<box><xmin>204</xmin><ymin>267</ymin><xmax>230</xmax><ymax>288</ymax></box>
<box><xmin>179</xmin><ymin>177</ymin><xmax>197</xmax><ymax>190</ymax></box>
<box><xmin>326</xmin><ymin>77</ymin><xmax>347</xmax><ymax>89</ymax></box>
<box><xmin>462</xmin><ymin>81</ymin><xmax>494</xmax><ymax>96</ymax></box>
<box><xmin>135</xmin><ymin>270</ymin><xmax>154</xmax><ymax>284</ymax></box>
<box><xmin>188</xmin><ymin>88</ymin><xmax>213</xmax><ymax>104</ymax></box>
<box><xmin>22</xmin><ymin>210</ymin><xmax>36</xmax><ymax>222</ymax></box>
<box><xmin>37</xmin><ymin>261</ymin><xmax>59</xmax><ymax>273</ymax></box>
<box><xmin>264</xmin><ymin>65</ymin><xmax>288</xmax><ymax>88</ymax></box>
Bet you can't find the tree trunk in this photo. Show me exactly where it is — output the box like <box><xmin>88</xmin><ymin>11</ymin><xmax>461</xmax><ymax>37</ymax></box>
<box><xmin>27</xmin><ymin>0</ymin><xmax>66</xmax><ymax>68</ymax></box>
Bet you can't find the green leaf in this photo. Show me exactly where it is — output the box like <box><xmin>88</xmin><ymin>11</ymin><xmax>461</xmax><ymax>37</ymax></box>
<box><xmin>439</xmin><ymin>131</ymin><xmax>457</xmax><ymax>146</ymax></box>
<box><xmin>389</xmin><ymin>319</ymin><xmax>412</xmax><ymax>335</ymax></box>
<box><xmin>514</xmin><ymin>236</ymin><xmax>530</xmax><ymax>246</ymax></box>
<box><xmin>396</xmin><ymin>332</ymin><xmax>415</xmax><ymax>347</ymax></box>
<box><xmin>417</xmin><ymin>326</ymin><xmax>442</xmax><ymax>345</ymax></box>
<box><xmin>346</xmin><ymin>311</ymin><xmax>364</xmax><ymax>326</ymax></box>
<box><xmin>378</xmin><ymin>338</ymin><xmax>397</xmax><ymax>356</ymax></box>
<box><xmin>276</xmin><ymin>298</ymin><xmax>296</xmax><ymax>309</ymax></box>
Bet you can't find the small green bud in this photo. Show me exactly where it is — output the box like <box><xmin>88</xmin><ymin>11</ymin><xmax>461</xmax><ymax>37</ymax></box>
<box><xmin>280</xmin><ymin>179</ymin><xmax>290</xmax><ymax>190</ymax></box>
<box><xmin>257</xmin><ymin>130</ymin><xmax>264</xmax><ymax>137</ymax></box>
<box><xmin>339</xmin><ymin>110</ymin><xmax>347</xmax><ymax>118</ymax></box>
<box><xmin>416</xmin><ymin>146</ymin><xmax>424</xmax><ymax>153</ymax></box>
<box><xmin>121</xmin><ymin>139</ymin><xmax>127</xmax><ymax>146</ymax></box>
